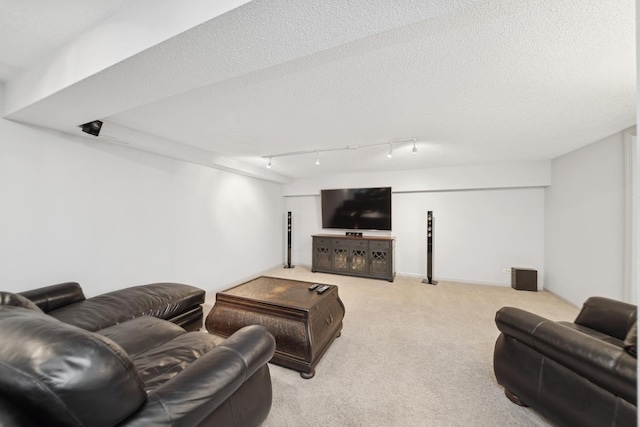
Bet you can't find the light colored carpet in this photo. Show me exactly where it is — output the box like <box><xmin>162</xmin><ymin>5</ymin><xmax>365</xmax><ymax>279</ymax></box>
<box><xmin>206</xmin><ymin>266</ymin><xmax>579</xmax><ymax>426</ymax></box>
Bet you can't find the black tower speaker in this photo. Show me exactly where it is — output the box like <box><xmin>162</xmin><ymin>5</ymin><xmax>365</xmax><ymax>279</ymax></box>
<box><xmin>421</xmin><ymin>211</ymin><xmax>437</xmax><ymax>285</ymax></box>
<box><xmin>284</xmin><ymin>211</ymin><xmax>294</xmax><ymax>269</ymax></box>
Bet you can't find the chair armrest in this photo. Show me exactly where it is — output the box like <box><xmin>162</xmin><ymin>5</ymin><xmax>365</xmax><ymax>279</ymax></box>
<box><xmin>495</xmin><ymin>306</ymin><xmax>548</xmax><ymax>347</ymax></box>
<box><xmin>120</xmin><ymin>325</ymin><xmax>275</xmax><ymax>427</ymax></box>
<box><xmin>19</xmin><ymin>282</ymin><xmax>85</xmax><ymax>312</ymax></box>
<box><xmin>496</xmin><ymin>307</ymin><xmax>637</xmax><ymax>404</ymax></box>
<box><xmin>574</xmin><ymin>297</ymin><xmax>637</xmax><ymax>340</ymax></box>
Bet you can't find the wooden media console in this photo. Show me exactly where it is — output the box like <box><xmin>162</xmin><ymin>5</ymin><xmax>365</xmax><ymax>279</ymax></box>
<box><xmin>312</xmin><ymin>234</ymin><xmax>395</xmax><ymax>282</ymax></box>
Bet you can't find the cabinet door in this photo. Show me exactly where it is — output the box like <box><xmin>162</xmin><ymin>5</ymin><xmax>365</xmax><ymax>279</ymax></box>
<box><xmin>312</xmin><ymin>238</ymin><xmax>332</xmax><ymax>272</ymax></box>
<box><xmin>332</xmin><ymin>238</ymin><xmax>368</xmax><ymax>275</ymax></box>
<box><xmin>369</xmin><ymin>240</ymin><xmax>391</xmax><ymax>279</ymax></box>
<box><xmin>348</xmin><ymin>239</ymin><xmax>368</xmax><ymax>275</ymax></box>
<box><xmin>349</xmin><ymin>247</ymin><xmax>368</xmax><ymax>273</ymax></box>
<box><xmin>332</xmin><ymin>245</ymin><xmax>350</xmax><ymax>272</ymax></box>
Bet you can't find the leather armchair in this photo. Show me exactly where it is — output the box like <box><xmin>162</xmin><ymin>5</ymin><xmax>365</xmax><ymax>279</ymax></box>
<box><xmin>493</xmin><ymin>297</ymin><xmax>637</xmax><ymax>427</ymax></box>
<box><xmin>0</xmin><ymin>306</ymin><xmax>275</xmax><ymax>427</ymax></box>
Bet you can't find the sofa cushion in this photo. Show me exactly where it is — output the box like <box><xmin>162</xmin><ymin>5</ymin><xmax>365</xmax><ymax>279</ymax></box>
<box><xmin>98</xmin><ymin>316</ymin><xmax>187</xmax><ymax>357</ymax></box>
<box><xmin>624</xmin><ymin>321</ymin><xmax>637</xmax><ymax>357</ymax></box>
<box><xmin>132</xmin><ymin>332</ymin><xmax>219</xmax><ymax>391</ymax></box>
<box><xmin>0</xmin><ymin>306</ymin><xmax>147</xmax><ymax>427</ymax></box>
<box><xmin>0</xmin><ymin>292</ymin><xmax>43</xmax><ymax>312</ymax></box>
<box><xmin>48</xmin><ymin>282</ymin><xmax>205</xmax><ymax>331</ymax></box>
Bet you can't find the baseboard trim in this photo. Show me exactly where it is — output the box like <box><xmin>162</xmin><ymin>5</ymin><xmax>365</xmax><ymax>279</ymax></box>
<box><xmin>542</xmin><ymin>288</ymin><xmax>580</xmax><ymax>309</ymax></box>
<box><xmin>399</xmin><ymin>272</ymin><xmax>511</xmax><ymax>287</ymax></box>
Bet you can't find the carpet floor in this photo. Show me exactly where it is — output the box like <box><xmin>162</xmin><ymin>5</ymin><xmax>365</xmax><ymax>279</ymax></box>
<box><xmin>206</xmin><ymin>266</ymin><xmax>579</xmax><ymax>426</ymax></box>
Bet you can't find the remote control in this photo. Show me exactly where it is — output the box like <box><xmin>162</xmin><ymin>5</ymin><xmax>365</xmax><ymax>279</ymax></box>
<box><xmin>316</xmin><ymin>285</ymin><xmax>330</xmax><ymax>294</ymax></box>
<box><xmin>308</xmin><ymin>284</ymin><xmax>320</xmax><ymax>290</ymax></box>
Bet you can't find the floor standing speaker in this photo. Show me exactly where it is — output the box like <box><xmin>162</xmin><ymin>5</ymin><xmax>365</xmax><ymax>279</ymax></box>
<box><xmin>422</xmin><ymin>211</ymin><xmax>437</xmax><ymax>285</ymax></box>
<box><xmin>284</xmin><ymin>211</ymin><xmax>295</xmax><ymax>269</ymax></box>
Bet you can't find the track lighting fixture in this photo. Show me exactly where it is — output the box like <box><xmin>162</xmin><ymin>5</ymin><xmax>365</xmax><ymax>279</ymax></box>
<box><xmin>261</xmin><ymin>137</ymin><xmax>422</xmax><ymax>167</ymax></box>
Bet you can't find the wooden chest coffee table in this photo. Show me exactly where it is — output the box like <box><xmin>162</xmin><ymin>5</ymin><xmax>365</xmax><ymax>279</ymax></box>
<box><xmin>205</xmin><ymin>276</ymin><xmax>345</xmax><ymax>379</ymax></box>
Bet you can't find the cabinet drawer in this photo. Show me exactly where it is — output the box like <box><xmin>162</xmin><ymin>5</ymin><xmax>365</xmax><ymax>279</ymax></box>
<box><xmin>332</xmin><ymin>239</ymin><xmax>351</xmax><ymax>246</ymax></box>
<box><xmin>332</xmin><ymin>238</ymin><xmax>368</xmax><ymax>247</ymax></box>
<box><xmin>369</xmin><ymin>240</ymin><xmax>391</xmax><ymax>249</ymax></box>
<box><xmin>313</xmin><ymin>237</ymin><xmax>331</xmax><ymax>246</ymax></box>
<box><xmin>349</xmin><ymin>239</ymin><xmax>368</xmax><ymax>248</ymax></box>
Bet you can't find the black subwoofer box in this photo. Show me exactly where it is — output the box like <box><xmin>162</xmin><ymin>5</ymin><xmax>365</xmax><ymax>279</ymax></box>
<box><xmin>511</xmin><ymin>268</ymin><xmax>537</xmax><ymax>292</ymax></box>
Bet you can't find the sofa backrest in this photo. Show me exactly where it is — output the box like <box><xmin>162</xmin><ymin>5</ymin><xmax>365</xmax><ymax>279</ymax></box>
<box><xmin>0</xmin><ymin>306</ymin><xmax>147</xmax><ymax>427</ymax></box>
<box><xmin>575</xmin><ymin>296</ymin><xmax>638</xmax><ymax>341</ymax></box>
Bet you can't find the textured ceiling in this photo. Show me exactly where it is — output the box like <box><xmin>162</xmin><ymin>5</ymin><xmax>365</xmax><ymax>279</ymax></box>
<box><xmin>0</xmin><ymin>0</ymin><xmax>133</xmax><ymax>81</ymax></box>
<box><xmin>1</xmin><ymin>0</ymin><xmax>636</xmax><ymax>181</ymax></box>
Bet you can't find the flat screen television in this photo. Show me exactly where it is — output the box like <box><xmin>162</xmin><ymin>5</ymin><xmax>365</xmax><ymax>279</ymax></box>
<box><xmin>321</xmin><ymin>187</ymin><xmax>392</xmax><ymax>231</ymax></box>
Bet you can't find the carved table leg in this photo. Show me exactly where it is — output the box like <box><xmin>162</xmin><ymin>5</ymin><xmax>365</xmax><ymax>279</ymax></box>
<box><xmin>300</xmin><ymin>370</ymin><xmax>315</xmax><ymax>379</ymax></box>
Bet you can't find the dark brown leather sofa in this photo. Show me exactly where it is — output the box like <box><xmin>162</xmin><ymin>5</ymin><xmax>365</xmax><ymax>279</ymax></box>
<box><xmin>0</xmin><ymin>283</ymin><xmax>276</xmax><ymax>426</ymax></box>
<box><xmin>19</xmin><ymin>281</ymin><xmax>206</xmax><ymax>331</ymax></box>
<box><xmin>493</xmin><ymin>296</ymin><xmax>637</xmax><ymax>427</ymax></box>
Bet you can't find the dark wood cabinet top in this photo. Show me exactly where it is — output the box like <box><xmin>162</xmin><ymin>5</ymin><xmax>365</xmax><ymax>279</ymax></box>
<box><xmin>312</xmin><ymin>234</ymin><xmax>395</xmax><ymax>241</ymax></box>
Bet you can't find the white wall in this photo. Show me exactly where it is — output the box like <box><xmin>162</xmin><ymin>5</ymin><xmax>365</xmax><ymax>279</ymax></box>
<box><xmin>393</xmin><ymin>189</ymin><xmax>544</xmax><ymax>285</ymax></box>
<box><xmin>284</xmin><ymin>161</ymin><xmax>551</xmax><ymax>195</ymax></box>
<box><xmin>0</xmin><ymin>92</ymin><xmax>283</xmax><ymax>296</ymax></box>
<box><xmin>623</xmin><ymin>130</ymin><xmax>637</xmax><ymax>304</ymax></box>
<box><xmin>545</xmin><ymin>132</ymin><xmax>626</xmax><ymax>305</ymax></box>
<box><xmin>284</xmin><ymin>163</ymin><xmax>547</xmax><ymax>287</ymax></box>
<box><xmin>637</xmin><ymin>135</ymin><xmax>640</xmax><ymax>305</ymax></box>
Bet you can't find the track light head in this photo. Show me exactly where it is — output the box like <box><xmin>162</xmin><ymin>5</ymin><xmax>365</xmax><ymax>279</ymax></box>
<box><xmin>79</xmin><ymin>120</ymin><xmax>103</xmax><ymax>137</ymax></box>
<box><xmin>412</xmin><ymin>140</ymin><xmax>418</xmax><ymax>155</ymax></box>
<box><xmin>387</xmin><ymin>143</ymin><xmax>393</xmax><ymax>158</ymax></box>
<box><xmin>266</xmin><ymin>157</ymin><xmax>272</xmax><ymax>169</ymax></box>
<box><xmin>314</xmin><ymin>151</ymin><xmax>320</xmax><ymax>165</ymax></box>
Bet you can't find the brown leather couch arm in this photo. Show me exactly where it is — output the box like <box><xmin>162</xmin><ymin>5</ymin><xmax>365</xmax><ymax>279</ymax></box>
<box><xmin>496</xmin><ymin>307</ymin><xmax>637</xmax><ymax>404</ymax></box>
<box><xmin>19</xmin><ymin>282</ymin><xmax>85</xmax><ymax>312</ymax></box>
<box><xmin>120</xmin><ymin>325</ymin><xmax>276</xmax><ymax>427</ymax></box>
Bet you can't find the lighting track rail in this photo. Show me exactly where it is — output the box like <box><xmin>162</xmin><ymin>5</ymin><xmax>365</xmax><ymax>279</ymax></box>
<box><xmin>262</xmin><ymin>137</ymin><xmax>422</xmax><ymax>168</ymax></box>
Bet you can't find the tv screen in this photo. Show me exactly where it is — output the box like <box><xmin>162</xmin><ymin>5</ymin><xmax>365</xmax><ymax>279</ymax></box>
<box><xmin>321</xmin><ymin>187</ymin><xmax>392</xmax><ymax>231</ymax></box>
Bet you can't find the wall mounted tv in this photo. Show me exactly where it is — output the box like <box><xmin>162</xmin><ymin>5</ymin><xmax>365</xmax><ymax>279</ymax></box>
<box><xmin>321</xmin><ymin>187</ymin><xmax>392</xmax><ymax>231</ymax></box>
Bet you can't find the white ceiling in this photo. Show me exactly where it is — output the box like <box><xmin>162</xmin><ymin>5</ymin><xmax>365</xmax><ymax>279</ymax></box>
<box><xmin>0</xmin><ymin>0</ymin><xmax>133</xmax><ymax>81</ymax></box>
<box><xmin>0</xmin><ymin>0</ymin><xmax>635</xmax><ymax>182</ymax></box>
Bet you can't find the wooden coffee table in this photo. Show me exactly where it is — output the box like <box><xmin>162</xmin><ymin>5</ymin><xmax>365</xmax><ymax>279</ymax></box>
<box><xmin>205</xmin><ymin>276</ymin><xmax>345</xmax><ymax>379</ymax></box>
